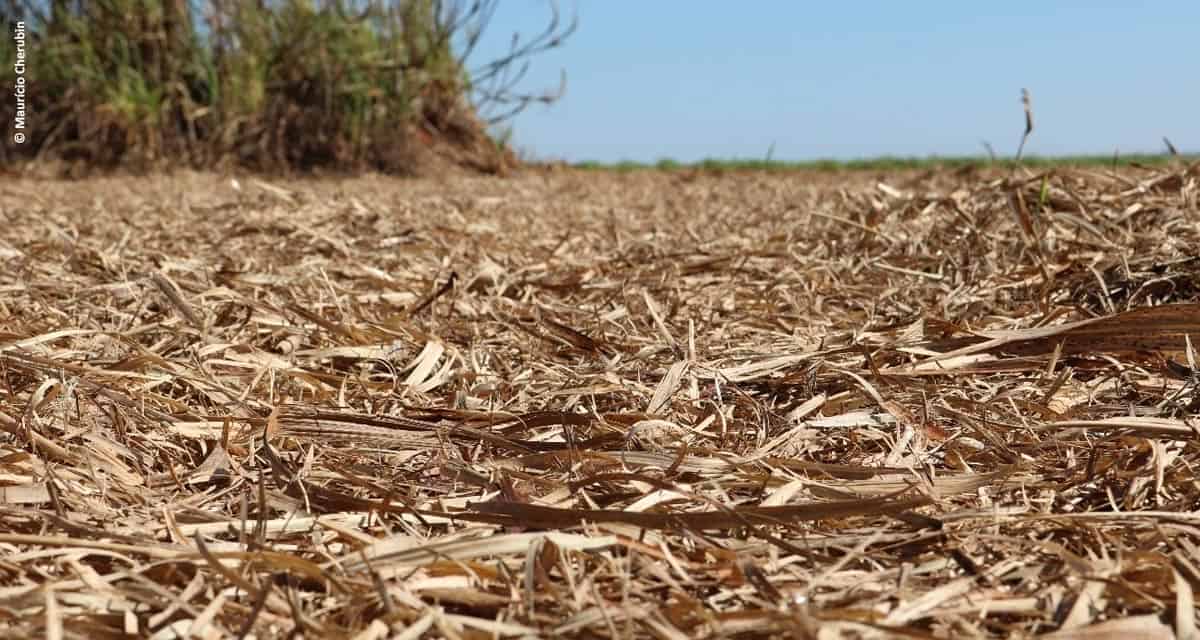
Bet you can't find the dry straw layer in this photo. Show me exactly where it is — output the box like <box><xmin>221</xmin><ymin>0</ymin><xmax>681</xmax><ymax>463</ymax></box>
<box><xmin>0</xmin><ymin>163</ymin><xmax>1198</xmax><ymax>638</ymax></box>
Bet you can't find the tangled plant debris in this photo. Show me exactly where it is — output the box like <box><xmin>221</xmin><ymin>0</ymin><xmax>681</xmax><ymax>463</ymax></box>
<box><xmin>0</xmin><ymin>162</ymin><xmax>1199</xmax><ymax>638</ymax></box>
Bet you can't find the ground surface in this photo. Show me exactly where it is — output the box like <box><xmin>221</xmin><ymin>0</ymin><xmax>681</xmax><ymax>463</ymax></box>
<box><xmin>0</xmin><ymin>165</ymin><xmax>1199</xmax><ymax>638</ymax></box>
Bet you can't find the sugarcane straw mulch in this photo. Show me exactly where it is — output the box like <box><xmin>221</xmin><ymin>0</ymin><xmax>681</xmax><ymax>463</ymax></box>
<box><xmin>1</xmin><ymin>163</ymin><xmax>1199</xmax><ymax>638</ymax></box>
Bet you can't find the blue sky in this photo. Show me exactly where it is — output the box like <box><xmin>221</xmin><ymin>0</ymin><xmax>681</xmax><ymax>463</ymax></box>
<box><xmin>466</xmin><ymin>2</ymin><xmax>1199</xmax><ymax>163</ymax></box>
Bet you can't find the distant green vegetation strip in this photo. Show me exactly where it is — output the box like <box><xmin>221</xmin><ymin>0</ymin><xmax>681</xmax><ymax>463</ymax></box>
<box><xmin>574</xmin><ymin>154</ymin><xmax>1196</xmax><ymax>172</ymax></box>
